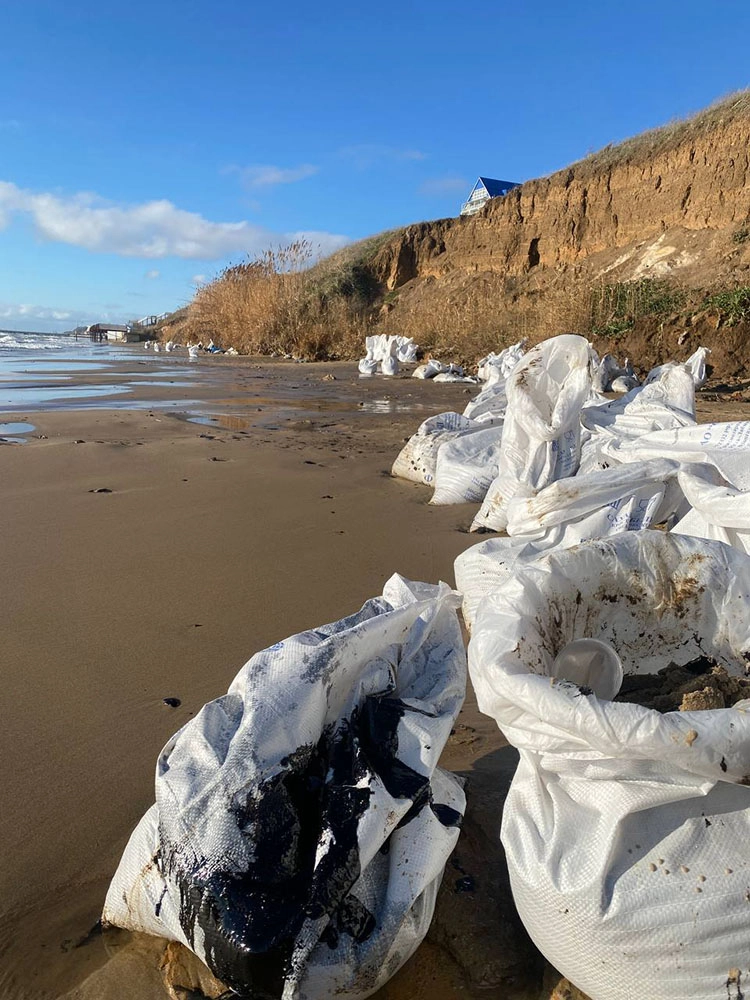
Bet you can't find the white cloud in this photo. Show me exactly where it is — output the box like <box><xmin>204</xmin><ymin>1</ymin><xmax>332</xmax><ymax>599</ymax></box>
<box><xmin>283</xmin><ymin>231</ymin><xmax>356</xmax><ymax>260</ymax></box>
<box><xmin>145</xmin><ymin>269</ymin><xmax>160</xmax><ymax>279</ymax></box>
<box><xmin>418</xmin><ymin>176</ymin><xmax>468</xmax><ymax>197</ymax></box>
<box><xmin>0</xmin><ymin>180</ymin><xmax>349</xmax><ymax>260</ymax></box>
<box><xmin>0</xmin><ymin>180</ymin><xmax>16</xmax><ymax>229</ymax></box>
<box><xmin>191</xmin><ymin>274</ymin><xmax>207</xmax><ymax>285</ymax></box>
<box><xmin>0</xmin><ymin>303</ymin><xmax>70</xmax><ymax>321</ymax></box>
<box><xmin>0</xmin><ymin>301</ymin><xmax>108</xmax><ymax>333</ymax></box>
<box><xmin>228</xmin><ymin>163</ymin><xmax>319</xmax><ymax>188</ymax></box>
<box><xmin>339</xmin><ymin>144</ymin><xmax>427</xmax><ymax>169</ymax></box>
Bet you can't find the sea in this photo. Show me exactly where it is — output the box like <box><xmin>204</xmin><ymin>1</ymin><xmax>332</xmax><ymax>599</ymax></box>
<box><xmin>0</xmin><ymin>329</ymin><xmax>133</xmax><ymax>366</ymax></box>
<box><xmin>0</xmin><ymin>329</ymin><xmax>203</xmax><ymax>421</ymax></box>
<box><xmin>1</xmin><ymin>328</ymin><xmax>129</xmax><ymax>378</ymax></box>
<box><xmin>0</xmin><ymin>332</ymin><xmax>122</xmax><ymax>423</ymax></box>
<box><xmin>0</xmin><ymin>330</ymin><xmax>76</xmax><ymax>353</ymax></box>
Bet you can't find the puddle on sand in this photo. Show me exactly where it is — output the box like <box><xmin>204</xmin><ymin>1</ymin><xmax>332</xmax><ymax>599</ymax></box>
<box><xmin>0</xmin><ymin>385</ymin><xmax>128</xmax><ymax>407</ymax></box>
<box><xmin>125</xmin><ymin>379</ymin><xmax>195</xmax><ymax>389</ymax></box>
<box><xmin>358</xmin><ymin>398</ymin><xmax>426</xmax><ymax>414</ymax></box>
<box><xmin>0</xmin><ymin>372</ymin><xmax>72</xmax><ymax>384</ymax></box>
<box><xmin>0</xmin><ymin>420</ymin><xmax>35</xmax><ymax>443</ymax></box>
<box><xmin>1</xmin><ymin>360</ymin><xmax>107</xmax><ymax>374</ymax></box>
<box><xmin>0</xmin><ymin>391</ymin><xmax>202</xmax><ymax>413</ymax></box>
<box><xmin>181</xmin><ymin>395</ymin><xmax>430</xmax><ymax>432</ymax></box>
<box><xmin>186</xmin><ymin>414</ymin><xmax>254</xmax><ymax>431</ymax></box>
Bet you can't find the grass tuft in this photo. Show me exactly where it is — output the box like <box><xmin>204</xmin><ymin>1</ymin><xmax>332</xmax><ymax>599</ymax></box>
<box><xmin>557</xmin><ymin>90</ymin><xmax>750</xmax><ymax>182</ymax></box>
<box><xmin>703</xmin><ymin>286</ymin><xmax>750</xmax><ymax>325</ymax></box>
<box><xmin>590</xmin><ymin>279</ymin><xmax>687</xmax><ymax>336</ymax></box>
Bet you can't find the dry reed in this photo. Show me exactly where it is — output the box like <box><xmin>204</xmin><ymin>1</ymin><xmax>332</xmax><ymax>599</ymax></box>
<box><xmin>181</xmin><ymin>240</ymin><xmax>373</xmax><ymax>359</ymax></box>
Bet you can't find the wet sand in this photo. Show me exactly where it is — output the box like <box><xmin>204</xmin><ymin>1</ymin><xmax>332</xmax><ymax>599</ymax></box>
<box><xmin>1</xmin><ymin>353</ymin><xmax>747</xmax><ymax>1000</ymax></box>
<box><xmin>0</xmin><ymin>357</ymin><xmax>507</xmax><ymax>1000</ymax></box>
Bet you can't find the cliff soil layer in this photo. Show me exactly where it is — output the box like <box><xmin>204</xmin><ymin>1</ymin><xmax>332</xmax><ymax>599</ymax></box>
<box><xmin>365</xmin><ymin>95</ymin><xmax>750</xmax><ymax>376</ymax></box>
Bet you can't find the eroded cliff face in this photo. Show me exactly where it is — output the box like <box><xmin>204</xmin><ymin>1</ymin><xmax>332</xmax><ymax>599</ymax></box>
<box><xmin>372</xmin><ymin>114</ymin><xmax>750</xmax><ymax>291</ymax></box>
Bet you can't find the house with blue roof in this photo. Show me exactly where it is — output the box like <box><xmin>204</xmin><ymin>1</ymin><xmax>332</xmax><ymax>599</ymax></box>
<box><xmin>460</xmin><ymin>177</ymin><xmax>519</xmax><ymax>216</ymax></box>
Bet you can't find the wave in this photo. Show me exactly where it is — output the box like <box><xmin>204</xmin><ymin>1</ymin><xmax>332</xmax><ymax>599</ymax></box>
<box><xmin>0</xmin><ymin>331</ymin><xmax>75</xmax><ymax>351</ymax></box>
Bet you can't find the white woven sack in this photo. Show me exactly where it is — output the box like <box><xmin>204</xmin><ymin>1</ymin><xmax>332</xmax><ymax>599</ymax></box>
<box><xmin>579</xmin><ymin>364</ymin><xmax>696</xmax><ymax>474</ymax></box>
<box><xmin>391</xmin><ymin>411</ymin><xmax>475</xmax><ymax>485</ymax></box>
<box><xmin>646</xmin><ymin>347</ymin><xmax>710</xmax><ymax>390</ymax></box>
<box><xmin>673</xmin><ymin>462</ymin><xmax>750</xmax><ymax>554</ymax></box>
<box><xmin>104</xmin><ymin>575</ymin><xmax>466</xmax><ymax>1000</ymax></box>
<box><xmin>463</xmin><ymin>381</ymin><xmax>508</xmax><ymax>422</ymax></box>
<box><xmin>396</xmin><ymin>337</ymin><xmax>418</xmax><ymax>363</ymax></box>
<box><xmin>476</xmin><ymin>352</ymin><xmax>503</xmax><ymax>384</ymax></box>
<box><xmin>411</xmin><ymin>359</ymin><xmax>449</xmax><ymax>379</ymax></box>
<box><xmin>592</xmin><ymin>352</ymin><xmax>624</xmax><ymax>393</ymax></box>
<box><xmin>431</xmin><ymin>423</ymin><xmax>505</xmax><ymax>505</ymax></box>
<box><xmin>499</xmin><ymin>340</ymin><xmax>527</xmax><ymax>378</ymax></box>
<box><xmin>471</xmin><ymin>335</ymin><xmax>593</xmax><ymax>532</ymax></box>
<box><xmin>610</xmin><ymin>374</ymin><xmax>639</xmax><ymax>392</ymax></box>
<box><xmin>432</xmin><ymin>372</ymin><xmax>477</xmax><ymax>384</ymax></box>
<box><xmin>363</xmin><ymin>335</ymin><xmax>381</xmax><ymax>360</ymax></box>
<box><xmin>469</xmin><ymin>532</ymin><xmax>750</xmax><ymax>1000</ymax></box>
<box><xmin>381</xmin><ymin>337</ymin><xmax>399</xmax><ymax>376</ymax></box>
<box><xmin>605</xmin><ymin>421</ymin><xmax>750</xmax><ymax>491</ymax></box>
<box><xmin>454</xmin><ymin>459</ymin><xmax>681</xmax><ymax>630</ymax></box>
<box><xmin>477</xmin><ymin>341</ymin><xmax>527</xmax><ymax>383</ymax></box>
<box><xmin>360</xmin><ymin>335</ymin><xmax>392</xmax><ymax>373</ymax></box>
<box><xmin>685</xmin><ymin>346</ymin><xmax>710</xmax><ymax>387</ymax></box>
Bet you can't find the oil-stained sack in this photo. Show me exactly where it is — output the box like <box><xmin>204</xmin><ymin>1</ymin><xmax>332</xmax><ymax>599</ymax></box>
<box><xmin>104</xmin><ymin>575</ymin><xmax>466</xmax><ymax>1000</ymax></box>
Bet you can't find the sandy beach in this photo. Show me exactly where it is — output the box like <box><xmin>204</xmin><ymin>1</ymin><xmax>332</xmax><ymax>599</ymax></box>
<box><xmin>2</xmin><ymin>349</ymin><xmax>747</xmax><ymax>1000</ymax></box>
<box><xmin>0</xmin><ymin>352</ymin><xmax>513</xmax><ymax>1000</ymax></box>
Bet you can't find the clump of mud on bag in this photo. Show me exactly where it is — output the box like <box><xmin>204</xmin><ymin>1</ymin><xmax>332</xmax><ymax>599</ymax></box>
<box><xmin>615</xmin><ymin>656</ymin><xmax>750</xmax><ymax>712</ymax></box>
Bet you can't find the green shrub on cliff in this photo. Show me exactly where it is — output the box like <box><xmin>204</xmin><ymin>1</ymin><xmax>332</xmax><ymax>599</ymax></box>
<box><xmin>591</xmin><ymin>278</ymin><xmax>687</xmax><ymax>336</ymax></box>
<box><xmin>703</xmin><ymin>286</ymin><xmax>750</xmax><ymax>325</ymax></box>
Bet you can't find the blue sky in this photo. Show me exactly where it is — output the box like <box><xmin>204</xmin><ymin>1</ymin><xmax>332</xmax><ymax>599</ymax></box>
<box><xmin>1</xmin><ymin>0</ymin><xmax>749</xmax><ymax>331</ymax></box>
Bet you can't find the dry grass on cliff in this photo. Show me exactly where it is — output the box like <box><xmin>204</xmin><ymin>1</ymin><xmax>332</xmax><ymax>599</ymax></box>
<box><xmin>306</xmin><ymin>228</ymin><xmax>401</xmax><ymax>300</ymax></box>
<box><xmin>175</xmin><ymin>241</ymin><xmax>595</xmax><ymax>366</ymax></box>
<box><xmin>380</xmin><ymin>277</ymin><xmax>593</xmax><ymax>366</ymax></box>
<box><xmin>565</xmin><ymin>90</ymin><xmax>750</xmax><ymax>181</ymax></box>
<box><xmin>182</xmin><ymin>241</ymin><xmax>372</xmax><ymax>359</ymax></box>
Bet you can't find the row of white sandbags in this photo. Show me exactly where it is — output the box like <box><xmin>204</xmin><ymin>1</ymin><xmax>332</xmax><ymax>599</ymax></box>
<box><xmin>450</xmin><ymin>337</ymin><xmax>743</xmax><ymax>1000</ymax></box>
<box><xmin>358</xmin><ymin>334</ymin><xmax>418</xmax><ymax>375</ymax></box>
<box><xmin>414</xmin><ymin>340</ymin><xmax>527</xmax><ymax>385</ymax></box>
<box><xmin>452</xmin><ymin>352</ymin><xmax>745</xmax><ymax>630</ymax></box>
<box><xmin>393</xmin><ymin>335</ymin><xmax>712</xmax><ymax>530</ymax></box>
<box><xmin>592</xmin><ymin>345</ymin><xmax>708</xmax><ymax>393</ymax></box>
<box><xmin>358</xmin><ymin>335</ymin><xmax>528</xmax><ymax>383</ymax></box>
<box><xmin>455</xmin><ymin>420</ymin><xmax>750</xmax><ymax>629</ymax></box>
